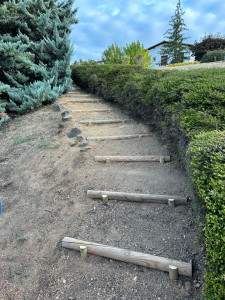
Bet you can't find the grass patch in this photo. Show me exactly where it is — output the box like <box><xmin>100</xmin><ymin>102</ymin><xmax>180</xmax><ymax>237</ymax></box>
<box><xmin>62</xmin><ymin>169</ymin><xmax>68</xmax><ymax>176</ymax></box>
<box><xmin>37</xmin><ymin>139</ymin><xmax>60</xmax><ymax>150</ymax></box>
<box><xmin>12</xmin><ymin>134</ymin><xmax>41</xmax><ymax>146</ymax></box>
<box><xmin>15</xmin><ymin>269</ymin><xmax>29</xmax><ymax>280</ymax></box>
<box><xmin>69</xmin><ymin>142</ymin><xmax>76</xmax><ymax>147</ymax></box>
<box><xmin>16</xmin><ymin>236</ymin><xmax>27</xmax><ymax>244</ymax></box>
<box><xmin>48</xmin><ymin>115</ymin><xmax>64</xmax><ymax>129</ymax></box>
<box><xmin>37</xmin><ymin>229</ymin><xmax>47</xmax><ymax>242</ymax></box>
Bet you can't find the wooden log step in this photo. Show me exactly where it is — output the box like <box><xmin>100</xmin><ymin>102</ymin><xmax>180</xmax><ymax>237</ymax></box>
<box><xmin>64</xmin><ymin>95</ymin><xmax>92</xmax><ymax>98</ymax></box>
<box><xmin>87</xmin><ymin>190</ymin><xmax>188</xmax><ymax>205</ymax></box>
<box><xmin>62</xmin><ymin>237</ymin><xmax>192</xmax><ymax>277</ymax></box>
<box><xmin>86</xmin><ymin>133</ymin><xmax>151</xmax><ymax>141</ymax></box>
<box><xmin>67</xmin><ymin>100</ymin><xmax>102</xmax><ymax>103</ymax></box>
<box><xmin>95</xmin><ymin>155</ymin><xmax>171</xmax><ymax>163</ymax></box>
<box><xmin>72</xmin><ymin>109</ymin><xmax>114</xmax><ymax>113</ymax></box>
<box><xmin>79</xmin><ymin>119</ymin><xmax>132</xmax><ymax>125</ymax></box>
<box><xmin>65</xmin><ymin>93</ymin><xmax>91</xmax><ymax>97</ymax></box>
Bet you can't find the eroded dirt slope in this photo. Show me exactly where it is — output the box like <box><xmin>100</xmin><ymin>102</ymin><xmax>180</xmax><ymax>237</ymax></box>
<box><xmin>0</xmin><ymin>87</ymin><xmax>204</xmax><ymax>299</ymax></box>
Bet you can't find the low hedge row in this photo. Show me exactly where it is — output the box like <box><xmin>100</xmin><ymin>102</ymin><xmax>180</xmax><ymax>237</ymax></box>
<box><xmin>188</xmin><ymin>131</ymin><xmax>225</xmax><ymax>299</ymax></box>
<box><xmin>71</xmin><ymin>64</ymin><xmax>225</xmax><ymax>299</ymax></box>
<box><xmin>201</xmin><ymin>49</ymin><xmax>225</xmax><ymax>63</ymax></box>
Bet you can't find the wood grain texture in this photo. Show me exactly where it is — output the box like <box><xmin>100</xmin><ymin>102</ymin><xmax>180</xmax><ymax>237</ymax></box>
<box><xmin>79</xmin><ymin>119</ymin><xmax>131</xmax><ymax>125</ymax></box>
<box><xmin>62</xmin><ymin>237</ymin><xmax>192</xmax><ymax>277</ymax></box>
<box><xmin>169</xmin><ymin>265</ymin><xmax>178</xmax><ymax>280</ymax></box>
<box><xmin>95</xmin><ymin>155</ymin><xmax>171</xmax><ymax>162</ymax></box>
<box><xmin>87</xmin><ymin>133</ymin><xmax>151</xmax><ymax>141</ymax></box>
<box><xmin>65</xmin><ymin>94</ymin><xmax>91</xmax><ymax>97</ymax></box>
<box><xmin>87</xmin><ymin>190</ymin><xmax>188</xmax><ymax>205</ymax></box>
<box><xmin>71</xmin><ymin>109</ymin><xmax>114</xmax><ymax>113</ymax></box>
<box><xmin>65</xmin><ymin>99</ymin><xmax>102</xmax><ymax>103</ymax></box>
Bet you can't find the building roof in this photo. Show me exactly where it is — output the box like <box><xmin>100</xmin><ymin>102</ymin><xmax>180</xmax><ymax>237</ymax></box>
<box><xmin>147</xmin><ymin>40</ymin><xmax>193</xmax><ymax>50</ymax></box>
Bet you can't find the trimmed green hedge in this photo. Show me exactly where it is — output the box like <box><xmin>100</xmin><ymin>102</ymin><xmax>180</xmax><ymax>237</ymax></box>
<box><xmin>201</xmin><ymin>49</ymin><xmax>225</xmax><ymax>63</ymax></box>
<box><xmin>188</xmin><ymin>131</ymin><xmax>225</xmax><ymax>299</ymax></box>
<box><xmin>71</xmin><ymin>64</ymin><xmax>225</xmax><ymax>299</ymax></box>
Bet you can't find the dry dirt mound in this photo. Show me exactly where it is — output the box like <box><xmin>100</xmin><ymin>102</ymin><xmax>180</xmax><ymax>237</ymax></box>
<box><xmin>0</xmin><ymin>87</ymin><xmax>204</xmax><ymax>299</ymax></box>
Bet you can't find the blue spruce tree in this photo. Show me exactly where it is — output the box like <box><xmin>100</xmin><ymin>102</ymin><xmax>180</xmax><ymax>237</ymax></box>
<box><xmin>0</xmin><ymin>0</ymin><xmax>78</xmax><ymax>118</ymax></box>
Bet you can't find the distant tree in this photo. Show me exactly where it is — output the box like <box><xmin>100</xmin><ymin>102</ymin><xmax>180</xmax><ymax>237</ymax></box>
<box><xmin>102</xmin><ymin>41</ymin><xmax>151</xmax><ymax>67</ymax></box>
<box><xmin>160</xmin><ymin>0</ymin><xmax>189</xmax><ymax>64</ymax></box>
<box><xmin>190</xmin><ymin>34</ymin><xmax>225</xmax><ymax>61</ymax></box>
<box><xmin>123</xmin><ymin>40</ymin><xmax>151</xmax><ymax>67</ymax></box>
<box><xmin>102</xmin><ymin>43</ymin><xmax>124</xmax><ymax>64</ymax></box>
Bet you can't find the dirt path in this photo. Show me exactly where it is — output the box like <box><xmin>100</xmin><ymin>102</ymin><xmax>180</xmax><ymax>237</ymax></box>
<box><xmin>0</xmin><ymin>86</ymin><xmax>204</xmax><ymax>299</ymax></box>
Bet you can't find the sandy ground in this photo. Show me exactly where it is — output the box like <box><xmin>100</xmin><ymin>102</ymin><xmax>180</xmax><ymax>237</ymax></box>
<box><xmin>0</xmin><ymin>86</ymin><xmax>205</xmax><ymax>299</ymax></box>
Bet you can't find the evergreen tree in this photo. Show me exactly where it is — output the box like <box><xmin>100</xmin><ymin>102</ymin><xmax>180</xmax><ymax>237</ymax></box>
<box><xmin>160</xmin><ymin>0</ymin><xmax>189</xmax><ymax>64</ymax></box>
<box><xmin>0</xmin><ymin>0</ymin><xmax>78</xmax><ymax>117</ymax></box>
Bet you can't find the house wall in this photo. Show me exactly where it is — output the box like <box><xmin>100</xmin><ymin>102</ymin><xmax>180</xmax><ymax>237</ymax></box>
<box><xmin>149</xmin><ymin>44</ymin><xmax>194</xmax><ymax>67</ymax></box>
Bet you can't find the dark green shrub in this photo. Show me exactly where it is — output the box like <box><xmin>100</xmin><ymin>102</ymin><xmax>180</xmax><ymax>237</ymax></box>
<box><xmin>201</xmin><ymin>50</ymin><xmax>225</xmax><ymax>63</ymax></box>
<box><xmin>188</xmin><ymin>131</ymin><xmax>225</xmax><ymax>299</ymax></box>
<box><xmin>191</xmin><ymin>34</ymin><xmax>225</xmax><ymax>61</ymax></box>
<box><xmin>151</xmin><ymin>69</ymin><xmax>225</xmax><ymax>138</ymax></box>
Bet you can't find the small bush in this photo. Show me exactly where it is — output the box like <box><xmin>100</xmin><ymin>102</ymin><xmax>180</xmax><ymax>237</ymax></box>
<box><xmin>200</xmin><ymin>49</ymin><xmax>225</xmax><ymax>63</ymax></box>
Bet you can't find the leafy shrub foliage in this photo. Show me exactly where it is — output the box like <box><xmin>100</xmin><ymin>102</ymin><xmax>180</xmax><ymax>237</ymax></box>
<box><xmin>101</xmin><ymin>41</ymin><xmax>151</xmax><ymax>67</ymax></box>
<box><xmin>191</xmin><ymin>34</ymin><xmax>225</xmax><ymax>61</ymax></box>
<box><xmin>0</xmin><ymin>0</ymin><xmax>78</xmax><ymax>119</ymax></box>
<box><xmin>123</xmin><ymin>41</ymin><xmax>151</xmax><ymax>67</ymax></box>
<box><xmin>102</xmin><ymin>43</ymin><xmax>124</xmax><ymax>64</ymax></box>
<box><xmin>200</xmin><ymin>50</ymin><xmax>225</xmax><ymax>63</ymax></box>
<box><xmin>188</xmin><ymin>131</ymin><xmax>225</xmax><ymax>299</ymax></box>
<box><xmin>71</xmin><ymin>63</ymin><xmax>225</xmax><ymax>298</ymax></box>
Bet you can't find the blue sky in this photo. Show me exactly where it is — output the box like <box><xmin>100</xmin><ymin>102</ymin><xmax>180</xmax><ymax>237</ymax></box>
<box><xmin>70</xmin><ymin>0</ymin><xmax>225</xmax><ymax>62</ymax></box>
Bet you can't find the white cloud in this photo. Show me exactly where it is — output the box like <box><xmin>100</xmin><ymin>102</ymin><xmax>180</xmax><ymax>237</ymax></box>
<box><xmin>97</xmin><ymin>4</ymin><xmax>108</xmax><ymax>10</ymax></box>
<box><xmin>204</xmin><ymin>12</ymin><xmax>216</xmax><ymax>23</ymax></box>
<box><xmin>112</xmin><ymin>8</ymin><xmax>120</xmax><ymax>16</ymax></box>
<box><xmin>193</xmin><ymin>0</ymin><xmax>221</xmax><ymax>6</ymax></box>
<box><xmin>143</xmin><ymin>0</ymin><xmax>155</xmax><ymax>5</ymax></box>
<box><xmin>185</xmin><ymin>8</ymin><xmax>200</xmax><ymax>22</ymax></box>
<box><xmin>151</xmin><ymin>0</ymin><xmax>177</xmax><ymax>13</ymax></box>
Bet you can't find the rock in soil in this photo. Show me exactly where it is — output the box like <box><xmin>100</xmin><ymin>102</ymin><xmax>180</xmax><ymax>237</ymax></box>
<box><xmin>67</xmin><ymin>127</ymin><xmax>82</xmax><ymax>138</ymax></box>
<box><xmin>78</xmin><ymin>141</ymin><xmax>89</xmax><ymax>147</ymax></box>
<box><xmin>80</xmin><ymin>146</ymin><xmax>91</xmax><ymax>152</ymax></box>
<box><xmin>54</xmin><ymin>104</ymin><xmax>64</xmax><ymax>112</ymax></box>
<box><xmin>62</xmin><ymin>115</ymin><xmax>72</xmax><ymax>122</ymax></box>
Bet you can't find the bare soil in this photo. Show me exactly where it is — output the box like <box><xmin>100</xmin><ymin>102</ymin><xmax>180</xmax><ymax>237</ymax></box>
<box><xmin>0</xmin><ymin>86</ymin><xmax>205</xmax><ymax>299</ymax></box>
